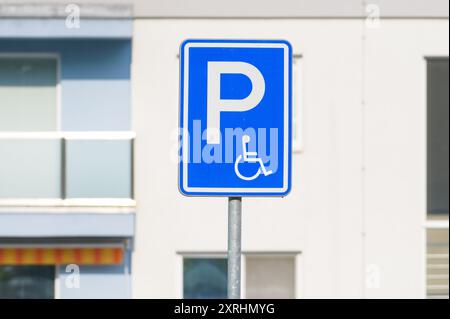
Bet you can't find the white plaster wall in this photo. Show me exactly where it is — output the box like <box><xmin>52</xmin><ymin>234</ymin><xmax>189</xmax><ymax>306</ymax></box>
<box><xmin>363</xmin><ymin>19</ymin><xmax>449</xmax><ymax>298</ymax></box>
<box><xmin>131</xmin><ymin>18</ymin><xmax>448</xmax><ymax>298</ymax></box>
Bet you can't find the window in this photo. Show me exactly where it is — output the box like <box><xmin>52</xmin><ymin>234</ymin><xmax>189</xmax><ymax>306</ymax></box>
<box><xmin>0</xmin><ymin>245</ymin><xmax>127</xmax><ymax>299</ymax></box>
<box><xmin>183</xmin><ymin>258</ymin><xmax>227</xmax><ymax>299</ymax></box>
<box><xmin>65</xmin><ymin>139</ymin><xmax>133</xmax><ymax>198</ymax></box>
<box><xmin>0</xmin><ymin>266</ymin><xmax>55</xmax><ymax>299</ymax></box>
<box><xmin>182</xmin><ymin>255</ymin><xmax>296</xmax><ymax>299</ymax></box>
<box><xmin>0</xmin><ymin>56</ymin><xmax>60</xmax><ymax>199</ymax></box>
<box><xmin>0</xmin><ymin>57</ymin><xmax>58</xmax><ymax>131</ymax></box>
<box><xmin>0</xmin><ymin>56</ymin><xmax>134</xmax><ymax>202</ymax></box>
<box><xmin>426</xmin><ymin>228</ymin><xmax>449</xmax><ymax>299</ymax></box>
<box><xmin>426</xmin><ymin>57</ymin><xmax>449</xmax><ymax>299</ymax></box>
<box><xmin>245</xmin><ymin>255</ymin><xmax>296</xmax><ymax>299</ymax></box>
<box><xmin>0</xmin><ymin>138</ymin><xmax>61</xmax><ymax>198</ymax></box>
<box><xmin>427</xmin><ymin>58</ymin><xmax>449</xmax><ymax>219</ymax></box>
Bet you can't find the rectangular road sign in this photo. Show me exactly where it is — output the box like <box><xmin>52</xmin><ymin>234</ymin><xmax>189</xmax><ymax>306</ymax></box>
<box><xmin>179</xmin><ymin>39</ymin><xmax>292</xmax><ymax>196</ymax></box>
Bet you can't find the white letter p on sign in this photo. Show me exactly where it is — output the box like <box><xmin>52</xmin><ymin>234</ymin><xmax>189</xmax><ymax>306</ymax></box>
<box><xmin>207</xmin><ymin>61</ymin><xmax>265</xmax><ymax>144</ymax></box>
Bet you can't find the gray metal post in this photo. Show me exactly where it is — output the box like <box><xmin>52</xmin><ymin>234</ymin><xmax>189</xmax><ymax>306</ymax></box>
<box><xmin>227</xmin><ymin>197</ymin><xmax>242</xmax><ymax>299</ymax></box>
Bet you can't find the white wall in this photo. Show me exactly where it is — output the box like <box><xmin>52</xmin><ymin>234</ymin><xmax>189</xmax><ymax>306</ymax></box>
<box><xmin>131</xmin><ymin>18</ymin><xmax>448</xmax><ymax>298</ymax></box>
<box><xmin>363</xmin><ymin>20</ymin><xmax>449</xmax><ymax>298</ymax></box>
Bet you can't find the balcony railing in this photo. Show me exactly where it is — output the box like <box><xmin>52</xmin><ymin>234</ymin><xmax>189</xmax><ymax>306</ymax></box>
<box><xmin>0</xmin><ymin>132</ymin><xmax>135</xmax><ymax>207</ymax></box>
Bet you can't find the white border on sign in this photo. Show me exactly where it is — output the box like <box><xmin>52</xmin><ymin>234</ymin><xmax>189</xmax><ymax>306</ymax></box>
<box><xmin>182</xmin><ymin>41</ymin><xmax>290</xmax><ymax>194</ymax></box>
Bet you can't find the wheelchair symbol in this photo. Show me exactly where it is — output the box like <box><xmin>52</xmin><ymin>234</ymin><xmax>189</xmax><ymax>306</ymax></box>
<box><xmin>234</xmin><ymin>135</ymin><xmax>273</xmax><ymax>181</ymax></box>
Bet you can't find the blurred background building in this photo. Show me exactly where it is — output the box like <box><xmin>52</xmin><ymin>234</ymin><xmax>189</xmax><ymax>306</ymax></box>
<box><xmin>0</xmin><ymin>0</ymin><xmax>448</xmax><ymax>299</ymax></box>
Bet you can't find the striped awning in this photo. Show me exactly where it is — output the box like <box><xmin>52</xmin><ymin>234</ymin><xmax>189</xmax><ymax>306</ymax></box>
<box><xmin>0</xmin><ymin>247</ymin><xmax>123</xmax><ymax>265</ymax></box>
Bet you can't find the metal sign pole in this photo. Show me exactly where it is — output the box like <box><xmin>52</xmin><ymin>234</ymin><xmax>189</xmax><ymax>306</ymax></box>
<box><xmin>227</xmin><ymin>196</ymin><xmax>242</xmax><ymax>299</ymax></box>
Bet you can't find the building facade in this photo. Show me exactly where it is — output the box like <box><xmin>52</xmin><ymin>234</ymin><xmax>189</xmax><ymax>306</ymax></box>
<box><xmin>0</xmin><ymin>0</ymin><xmax>448</xmax><ymax>299</ymax></box>
<box><xmin>0</xmin><ymin>3</ymin><xmax>134</xmax><ymax>298</ymax></box>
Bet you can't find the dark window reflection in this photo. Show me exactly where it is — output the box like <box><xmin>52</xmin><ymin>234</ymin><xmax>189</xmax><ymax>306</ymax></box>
<box><xmin>0</xmin><ymin>266</ymin><xmax>55</xmax><ymax>299</ymax></box>
<box><xmin>183</xmin><ymin>258</ymin><xmax>227</xmax><ymax>299</ymax></box>
<box><xmin>427</xmin><ymin>58</ymin><xmax>449</xmax><ymax>217</ymax></box>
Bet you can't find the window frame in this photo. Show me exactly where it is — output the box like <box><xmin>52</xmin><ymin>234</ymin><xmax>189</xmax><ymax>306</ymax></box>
<box><xmin>423</xmin><ymin>55</ymin><xmax>449</xmax><ymax>299</ymax></box>
<box><xmin>177</xmin><ymin>252</ymin><xmax>301</xmax><ymax>299</ymax></box>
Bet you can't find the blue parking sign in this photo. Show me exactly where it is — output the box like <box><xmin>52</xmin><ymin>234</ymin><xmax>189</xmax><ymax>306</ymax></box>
<box><xmin>179</xmin><ymin>39</ymin><xmax>292</xmax><ymax>196</ymax></box>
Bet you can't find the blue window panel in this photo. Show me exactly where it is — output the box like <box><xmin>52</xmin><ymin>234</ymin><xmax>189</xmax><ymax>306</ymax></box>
<box><xmin>183</xmin><ymin>258</ymin><xmax>227</xmax><ymax>299</ymax></box>
<box><xmin>58</xmin><ymin>262</ymin><xmax>131</xmax><ymax>299</ymax></box>
<box><xmin>0</xmin><ymin>39</ymin><xmax>132</xmax><ymax>131</ymax></box>
<box><xmin>65</xmin><ymin>139</ymin><xmax>132</xmax><ymax>198</ymax></box>
<box><xmin>61</xmin><ymin>80</ymin><xmax>131</xmax><ymax>131</ymax></box>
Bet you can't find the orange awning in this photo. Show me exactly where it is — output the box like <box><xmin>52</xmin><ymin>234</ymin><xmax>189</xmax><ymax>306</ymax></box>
<box><xmin>0</xmin><ymin>247</ymin><xmax>123</xmax><ymax>265</ymax></box>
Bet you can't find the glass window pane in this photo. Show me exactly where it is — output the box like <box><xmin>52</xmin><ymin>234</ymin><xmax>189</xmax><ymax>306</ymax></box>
<box><xmin>427</xmin><ymin>58</ymin><xmax>449</xmax><ymax>217</ymax></box>
<box><xmin>0</xmin><ymin>57</ymin><xmax>57</xmax><ymax>131</ymax></box>
<box><xmin>427</xmin><ymin>228</ymin><xmax>449</xmax><ymax>299</ymax></box>
<box><xmin>0</xmin><ymin>139</ymin><xmax>61</xmax><ymax>198</ymax></box>
<box><xmin>245</xmin><ymin>256</ymin><xmax>295</xmax><ymax>299</ymax></box>
<box><xmin>183</xmin><ymin>258</ymin><xmax>227</xmax><ymax>299</ymax></box>
<box><xmin>65</xmin><ymin>139</ymin><xmax>132</xmax><ymax>198</ymax></box>
<box><xmin>0</xmin><ymin>266</ymin><xmax>55</xmax><ymax>299</ymax></box>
